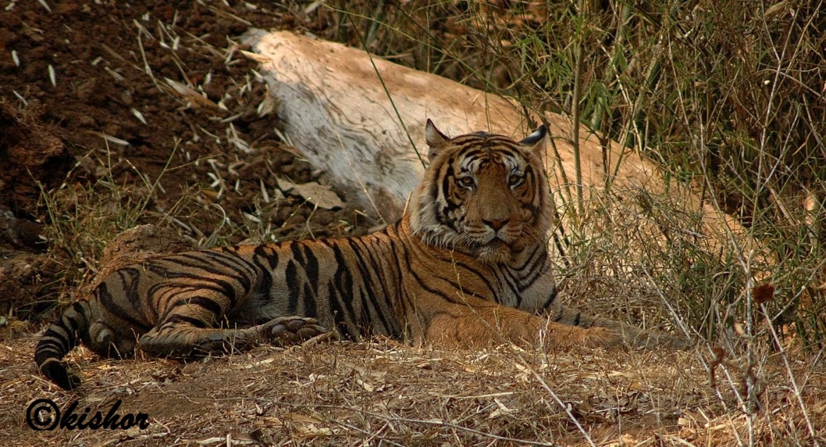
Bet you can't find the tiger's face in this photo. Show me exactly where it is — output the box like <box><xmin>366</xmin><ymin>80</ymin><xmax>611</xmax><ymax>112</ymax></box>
<box><xmin>410</xmin><ymin>120</ymin><xmax>552</xmax><ymax>263</ymax></box>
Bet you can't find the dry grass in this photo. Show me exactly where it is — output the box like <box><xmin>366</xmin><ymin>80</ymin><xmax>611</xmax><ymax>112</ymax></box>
<box><xmin>4</xmin><ymin>333</ymin><xmax>823</xmax><ymax>446</ymax></box>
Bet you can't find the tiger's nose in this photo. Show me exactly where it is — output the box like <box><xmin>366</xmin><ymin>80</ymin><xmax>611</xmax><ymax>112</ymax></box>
<box><xmin>483</xmin><ymin>218</ymin><xmax>509</xmax><ymax>232</ymax></box>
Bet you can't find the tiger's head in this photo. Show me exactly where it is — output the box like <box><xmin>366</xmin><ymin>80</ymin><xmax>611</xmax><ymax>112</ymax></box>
<box><xmin>409</xmin><ymin>120</ymin><xmax>552</xmax><ymax>263</ymax></box>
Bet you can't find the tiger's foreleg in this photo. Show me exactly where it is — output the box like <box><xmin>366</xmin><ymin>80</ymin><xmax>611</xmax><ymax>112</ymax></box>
<box><xmin>138</xmin><ymin>316</ymin><xmax>330</xmax><ymax>358</ymax></box>
<box><xmin>549</xmin><ymin>305</ymin><xmax>692</xmax><ymax>349</ymax></box>
<box><xmin>423</xmin><ymin>301</ymin><xmax>623</xmax><ymax>350</ymax></box>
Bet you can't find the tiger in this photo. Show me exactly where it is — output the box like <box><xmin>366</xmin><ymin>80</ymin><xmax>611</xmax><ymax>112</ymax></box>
<box><xmin>35</xmin><ymin>120</ymin><xmax>688</xmax><ymax>390</ymax></box>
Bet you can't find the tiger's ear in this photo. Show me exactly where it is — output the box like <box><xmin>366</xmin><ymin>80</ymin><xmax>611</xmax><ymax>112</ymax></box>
<box><xmin>425</xmin><ymin>119</ymin><xmax>450</xmax><ymax>162</ymax></box>
<box><xmin>519</xmin><ymin>124</ymin><xmax>547</xmax><ymax>159</ymax></box>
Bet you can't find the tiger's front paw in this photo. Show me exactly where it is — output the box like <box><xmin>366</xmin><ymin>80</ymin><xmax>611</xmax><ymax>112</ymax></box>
<box><xmin>257</xmin><ymin>316</ymin><xmax>332</xmax><ymax>346</ymax></box>
<box><xmin>631</xmin><ymin>331</ymin><xmax>693</xmax><ymax>350</ymax></box>
<box><xmin>544</xmin><ymin>323</ymin><xmax>623</xmax><ymax>349</ymax></box>
<box><xmin>580</xmin><ymin>326</ymin><xmax>624</xmax><ymax>349</ymax></box>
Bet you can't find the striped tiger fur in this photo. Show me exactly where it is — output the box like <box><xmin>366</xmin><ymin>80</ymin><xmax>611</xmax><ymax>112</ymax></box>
<box><xmin>36</xmin><ymin>120</ymin><xmax>688</xmax><ymax>390</ymax></box>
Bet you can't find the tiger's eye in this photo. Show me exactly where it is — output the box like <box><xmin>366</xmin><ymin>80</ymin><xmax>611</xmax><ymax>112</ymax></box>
<box><xmin>509</xmin><ymin>174</ymin><xmax>524</xmax><ymax>187</ymax></box>
<box><xmin>458</xmin><ymin>176</ymin><xmax>475</xmax><ymax>189</ymax></box>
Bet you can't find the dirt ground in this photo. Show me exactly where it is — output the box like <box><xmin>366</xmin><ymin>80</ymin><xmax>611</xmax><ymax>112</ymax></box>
<box><xmin>1</xmin><ymin>1</ymin><xmax>823</xmax><ymax>446</ymax></box>
<box><xmin>0</xmin><ymin>1</ymin><xmax>374</xmax><ymax>317</ymax></box>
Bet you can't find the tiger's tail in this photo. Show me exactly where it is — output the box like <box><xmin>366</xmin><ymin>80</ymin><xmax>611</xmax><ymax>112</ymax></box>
<box><xmin>34</xmin><ymin>301</ymin><xmax>93</xmax><ymax>390</ymax></box>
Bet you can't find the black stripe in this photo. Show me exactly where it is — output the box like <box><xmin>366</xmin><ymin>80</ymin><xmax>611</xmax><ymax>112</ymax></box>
<box><xmin>301</xmin><ymin>283</ymin><xmax>316</xmax><ymax>318</ymax></box>
<box><xmin>303</xmin><ymin>287</ymin><xmax>318</xmax><ymax>318</ymax></box>
<box><xmin>43</xmin><ymin>326</ymin><xmax>70</xmax><ymax>339</ymax></box>
<box><xmin>433</xmin><ymin>253</ymin><xmax>498</xmax><ymax>295</ymax></box>
<box><xmin>176</xmin><ymin>252</ymin><xmax>225</xmax><ymax>268</ymax></box>
<box><xmin>345</xmin><ymin>239</ymin><xmax>374</xmax><ymax>331</ymax></box>
<box><xmin>96</xmin><ymin>282</ymin><xmax>152</xmax><ymax>329</ymax></box>
<box><xmin>407</xmin><ymin>262</ymin><xmax>463</xmax><ymax>305</ymax></box>
<box><xmin>153</xmin><ymin>272</ymin><xmax>238</xmax><ymax>299</ymax></box>
<box><xmin>513</xmin><ymin>244</ymin><xmax>541</xmax><ymax>271</ymax></box>
<box><xmin>174</xmin><ymin>252</ymin><xmax>250</xmax><ymax>279</ymax></box>
<box><xmin>428</xmin><ymin>171</ymin><xmax>439</xmax><ymax>206</ymax></box>
<box><xmin>344</xmin><ymin>239</ymin><xmax>373</xmax><ymax>329</ymax></box>
<box><xmin>461</xmin><ymin>148</ymin><xmax>484</xmax><ymax>160</ymax></box>
<box><xmin>388</xmin><ymin>236</ymin><xmax>411</xmax><ymax>322</ymax></box>
<box><xmin>114</xmin><ymin>268</ymin><xmax>145</xmax><ymax>314</ymax></box>
<box><xmin>254</xmin><ymin>245</ymin><xmax>279</xmax><ymax>270</ymax></box>
<box><xmin>302</xmin><ymin>244</ymin><xmax>320</xmax><ymax>295</ymax></box>
<box><xmin>441</xmin><ymin>165</ymin><xmax>454</xmax><ymax>204</ymax></box>
<box><xmin>290</xmin><ymin>244</ymin><xmax>319</xmax><ymax>319</ymax></box>
<box><xmin>285</xmin><ymin>260</ymin><xmax>300</xmax><ymax>314</ymax></box>
<box><xmin>36</xmin><ymin>340</ymin><xmax>65</xmax><ymax>352</ymax></box>
<box><xmin>150</xmin><ymin>285</ymin><xmax>236</xmax><ymax>326</ymax></box>
<box><xmin>515</xmin><ymin>254</ymin><xmax>548</xmax><ymax>292</ymax></box>
<box><xmin>66</xmin><ymin>302</ymin><xmax>87</xmax><ymax>333</ymax></box>
<box><xmin>287</xmin><ymin>241</ymin><xmax>320</xmax><ymax>296</ymax></box>
<box><xmin>330</xmin><ymin>243</ymin><xmax>359</xmax><ymax>337</ymax></box>
<box><xmin>168</xmin><ymin>296</ymin><xmax>224</xmax><ymax>320</ymax></box>
<box><xmin>207</xmin><ymin>251</ymin><xmax>256</xmax><ymax>292</ymax></box>
<box><xmin>39</xmin><ymin>337</ymin><xmax>71</xmax><ymax>354</ymax></box>
<box><xmin>250</xmin><ymin>247</ymin><xmax>274</xmax><ymax>308</ymax></box>
<box><xmin>541</xmin><ymin>286</ymin><xmax>559</xmax><ymax>311</ymax></box>
<box><xmin>289</xmin><ymin>241</ymin><xmax>304</xmax><ymax>266</ymax></box>
<box><xmin>327</xmin><ymin>281</ymin><xmax>355</xmax><ymax>339</ymax></box>
<box><xmin>165</xmin><ymin>314</ymin><xmax>208</xmax><ymax>329</ymax></box>
<box><xmin>347</xmin><ymin>237</ymin><xmax>395</xmax><ymax>336</ymax></box>
<box><xmin>364</xmin><ymin>234</ymin><xmax>401</xmax><ymax>336</ymax></box>
<box><xmin>500</xmin><ymin>268</ymin><xmax>523</xmax><ymax>305</ymax></box>
<box><xmin>179</xmin><ymin>251</ymin><xmax>255</xmax><ymax>293</ymax></box>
